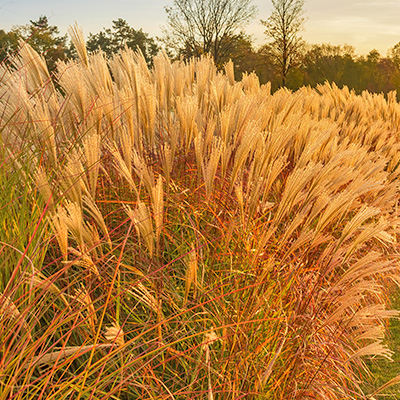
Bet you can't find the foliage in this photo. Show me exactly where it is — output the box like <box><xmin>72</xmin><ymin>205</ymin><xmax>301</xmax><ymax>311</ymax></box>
<box><xmin>388</xmin><ymin>41</ymin><xmax>400</xmax><ymax>68</ymax></box>
<box><xmin>302</xmin><ymin>44</ymin><xmax>356</xmax><ymax>87</ymax></box>
<box><xmin>295</xmin><ymin>45</ymin><xmax>400</xmax><ymax>96</ymax></box>
<box><xmin>0</xmin><ymin>29</ymin><xmax>19</xmax><ymax>62</ymax></box>
<box><xmin>12</xmin><ymin>15</ymin><xmax>67</xmax><ymax>72</ymax></box>
<box><xmin>86</xmin><ymin>18</ymin><xmax>159</xmax><ymax>65</ymax></box>
<box><xmin>1</xmin><ymin>27</ymin><xmax>400</xmax><ymax>399</ymax></box>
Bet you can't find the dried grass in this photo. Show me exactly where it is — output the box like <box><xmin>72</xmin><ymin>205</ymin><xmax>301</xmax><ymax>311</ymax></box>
<box><xmin>2</xmin><ymin>33</ymin><xmax>400</xmax><ymax>399</ymax></box>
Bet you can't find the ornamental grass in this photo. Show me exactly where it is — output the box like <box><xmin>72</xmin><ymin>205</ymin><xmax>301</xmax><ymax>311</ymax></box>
<box><xmin>1</xmin><ymin>25</ymin><xmax>400</xmax><ymax>399</ymax></box>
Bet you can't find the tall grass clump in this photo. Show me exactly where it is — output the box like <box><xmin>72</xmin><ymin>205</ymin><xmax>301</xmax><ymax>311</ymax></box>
<box><xmin>1</xmin><ymin>27</ymin><xmax>400</xmax><ymax>399</ymax></box>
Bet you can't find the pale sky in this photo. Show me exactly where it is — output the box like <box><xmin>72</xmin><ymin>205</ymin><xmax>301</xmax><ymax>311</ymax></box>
<box><xmin>0</xmin><ymin>0</ymin><xmax>399</xmax><ymax>56</ymax></box>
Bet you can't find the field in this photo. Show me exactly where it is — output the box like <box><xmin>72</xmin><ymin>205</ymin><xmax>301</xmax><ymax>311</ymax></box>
<box><xmin>1</xmin><ymin>26</ymin><xmax>400</xmax><ymax>399</ymax></box>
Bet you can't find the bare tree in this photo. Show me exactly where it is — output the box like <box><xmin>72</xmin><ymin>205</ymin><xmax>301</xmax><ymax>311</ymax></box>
<box><xmin>164</xmin><ymin>0</ymin><xmax>257</xmax><ymax>65</ymax></box>
<box><xmin>261</xmin><ymin>0</ymin><xmax>305</xmax><ymax>86</ymax></box>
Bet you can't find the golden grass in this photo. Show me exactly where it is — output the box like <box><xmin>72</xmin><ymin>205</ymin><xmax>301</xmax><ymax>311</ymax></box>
<box><xmin>1</xmin><ymin>29</ymin><xmax>400</xmax><ymax>398</ymax></box>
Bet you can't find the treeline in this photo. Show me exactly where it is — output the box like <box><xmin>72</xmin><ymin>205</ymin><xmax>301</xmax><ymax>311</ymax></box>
<box><xmin>2</xmin><ymin>15</ymin><xmax>400</xmax><ymax>96</ymax></box>
<box><xmin>0</xmin><ymin>16</ymin><xmax>158</xmax><ymax>70</ymax></box>
<box><xmin>214</xmin><ymin>41</ymin><xmax>400</xmax><ymax>95</ymax></box>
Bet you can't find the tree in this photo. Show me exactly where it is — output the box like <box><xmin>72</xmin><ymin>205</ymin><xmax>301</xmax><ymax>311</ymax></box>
<box><xmin>224</xmin><ymin>33</ymin><xmax>258</xmax><ymax>79</ymax></box>
<box><xmin>261</xmin><ymin>0</ymin><xmax>305</xmax><ymax>86</ymax></box>
<box><xmin>164</xmin><ymin>0</ymin><xmax>257</xmax><ymax>66</ymax></box>
<box><xmin>388</xmin><ymin>42</ymin><xmax>400</xmax><ymax>68</ymax></box>
<box><xmin>302</xmin><ymin>44</ymin><xmax>356</xmax><ymax>87</ymax></box>
<box><xmin>86</xmin><ymin>19</ymin><xmax>159</xmax><ymax>65</ymax></box>
<box><xmin>0</xmin><ymin>29</ymin><xmax>19</xmax><ymax>62</ymax></box>
<box><xmin>357</xmin><ymin>50</ymin><xmax>398</xmax><ymax>94</ymax></box>
<box><xmin>13</xmin><ymin>16</ymin><xmax>67</xmax><ymax>71</ymax></box>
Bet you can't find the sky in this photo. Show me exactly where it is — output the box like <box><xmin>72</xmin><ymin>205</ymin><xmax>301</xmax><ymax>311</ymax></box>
<box><xmin>0</xmin><ymin>0</ymin><xmax>399</xmax><ymax>56</ymax></box>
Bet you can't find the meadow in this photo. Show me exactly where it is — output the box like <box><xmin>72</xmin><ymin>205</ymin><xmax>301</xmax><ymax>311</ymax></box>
<box><xmin>1</xmin><ymin>25</ymin><xmax>400</xmax><ymax>399</ymax></box>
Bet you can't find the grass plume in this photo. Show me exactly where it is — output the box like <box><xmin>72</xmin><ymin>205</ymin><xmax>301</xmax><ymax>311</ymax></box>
<box><xmin>1</xmin><ymin>31</ymin><xmax>400</xmax><ymax>399</ymax></box>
